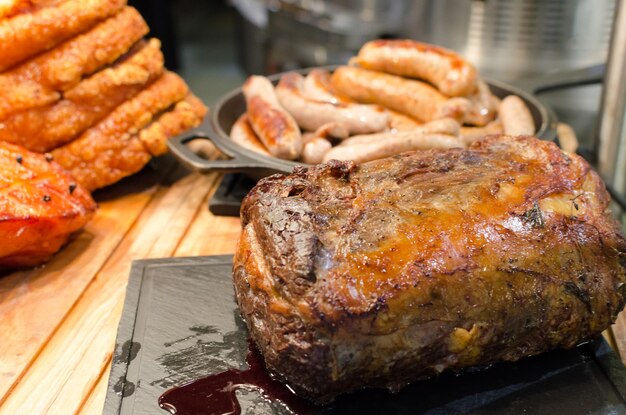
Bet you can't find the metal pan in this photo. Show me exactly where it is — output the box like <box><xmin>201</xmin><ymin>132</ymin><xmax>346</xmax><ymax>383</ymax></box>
<box><xmin>169</xmin><ymin>67</ymin><xmax>559</xmax><ymax>181</ymax></box>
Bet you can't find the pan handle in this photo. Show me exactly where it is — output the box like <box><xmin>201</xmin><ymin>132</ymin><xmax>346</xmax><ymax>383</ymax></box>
<box><xmin>168</xmin><ymin>125</ymin><xmax>269</xmax><ymax>174</ymax></box>
<box><xmin>513</xmin><ymin>64</ymin><xmax>605</xmax><ymax>95</ymax></box>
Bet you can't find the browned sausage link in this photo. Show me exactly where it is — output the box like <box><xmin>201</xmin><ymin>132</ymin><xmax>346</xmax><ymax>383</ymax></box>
<box><xmin>230</xmin><ymin>113</ymin><xmax>270</xmax><ymax>156</ymax></box>
<box><xmin>500</xmin><ymin>95</ymin><xmax>535</xmax><ymax>136</ymax></box>
<box><xmin>303</xmin><ymin>68</ymin><xmax>354</xmax><ymax>104</ymax></box>
<box><xmin>354</xmin><ymin>39</ymin><xmax>479</xmax><ymax>97</ymax></box>
<box><xmin>276</xmin><ymin>72</ymin><xmax>389</xmax><ymax>137</ymax></box>
<box><xmin>331</xmin><ymin>66</ymin><xmax>468</xmax><ymax>123</ymax></box>
<box><xmin>323</xmin><ymin>133</ymin><xmax>463</xmax><ymax>164</ymax></box>
<box><xmin>243</xmin><ymin>75</ymin><xmax>302</xmax><ymax>160</ymax></box>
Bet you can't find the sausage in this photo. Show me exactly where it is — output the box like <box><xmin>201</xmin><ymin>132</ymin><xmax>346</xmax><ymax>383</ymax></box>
<box><xmin>499</xmin><ymin>95</ymin><xmax>535</xmax><ymax>136</ymax></box>
<box><xmin>460</xmin><ymin>120</ymin><xmax>503</xmax><ymax>146</ymax></box>
<box><xmin>242</xmin><ymin>75</ymin><xmax>302</xmax><ymax>160</ymax></box>
<box><xmin>323</xmin><ymin>133</ymin><xmax>463</xmax><ymax>164</ymax></box>
<box><xmin>353</xmin><ymin>39</ymin><xmax>478</xmax><ymax>97</ymax></box>
<box><xmin>331</xmin><ymin>66</ymin><xmax>469</xmax><ymax>123</ymax></box>
<box><xmin>302</xmin><ymin>137</ymin><xmax>332</xmax><ymax>164</ymax></box>
<box><xmin>230</xmin><ymin>113</ymin><xmax>270</xmax><ymax>156</ymax></box>
<box><xmin>388</xmin><ymin>110</ymin><xmax>422</xmax><ymax>132</ymax></box>
<box><xmin>307</xmin><ymin>122</ymin><xmax>348</xmax><ymax>140</ymax></box>
<box><xmin>557</xmin><ymin>122</ymin><xmax>579</xmax><ymax>154</ymax></box>
<box><xmin>276</xmin><ymin>72</ymin><xmax>389</xmax><ymax>137</ymax></box>
<box><xmin>464</xmin><ymin>80</ymin><xmax>499</xmax><ymax>126</ymax></box>
<box><xmin>303</xmin><ymin>69</ymin><xmax>353</xmax><ymax>104</ymax></box>
<box><xmin>341</xmin><ymin>118</ymin><xmax>460</xmax><ymax>146</ymax></box>
<box><xmin>299</xmin><ymin>124</ymin><xmax>336</xmax><ymax>164</ymax></box>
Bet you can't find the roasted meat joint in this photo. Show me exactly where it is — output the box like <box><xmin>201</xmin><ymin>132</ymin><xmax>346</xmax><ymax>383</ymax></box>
<box><xmin>234</xmin><ymin>135</ymin><xmax>626</xmax><ymax>403</ymax></box>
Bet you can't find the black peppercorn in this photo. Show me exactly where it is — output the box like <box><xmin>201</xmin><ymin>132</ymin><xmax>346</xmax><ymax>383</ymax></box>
<box><xmin>43</xmin><ymin>195</ymin><xmax>51</xmax><ymax>202</ymax></box>
<box><xmin>69</xmin><ymin>183</ymin><xmax>77</xmax><ymax>194</ymax></box>
<box><xmin>16</xmin><ymin>155</ymin><xmax>23</xmax><ymax>164</ymax></box>
<box><xmin>45</xmin><ymin>154</ymin><xmax>53</xmax><ymax>162</ymax></box>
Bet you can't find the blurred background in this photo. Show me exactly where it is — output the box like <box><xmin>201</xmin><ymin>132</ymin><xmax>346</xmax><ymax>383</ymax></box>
<box><xmin>131</xmin><ymin>0</ymin><xmax>625</xmax><ymax>218</ymax></box>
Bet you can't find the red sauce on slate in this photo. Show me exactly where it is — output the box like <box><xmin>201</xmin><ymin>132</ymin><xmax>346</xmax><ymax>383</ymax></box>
<box><xmin>158</xmin><ymin>340</ymin><xmax>313</xmax><ymax>414</ymax></box>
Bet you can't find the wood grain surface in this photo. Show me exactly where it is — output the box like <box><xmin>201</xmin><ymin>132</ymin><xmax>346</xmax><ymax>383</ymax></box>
<box><xmin>0</xmin><ymin>150</ymin><xmax>624</xmax><ymax>415</ymax></box>
<box><xmin>0</xmin><ymin>153</ymin><xmax>241</xmax><ymax>414</ymax></box>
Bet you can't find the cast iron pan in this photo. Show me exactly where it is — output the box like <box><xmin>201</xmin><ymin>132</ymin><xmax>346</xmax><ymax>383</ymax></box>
<box><xmin>168</xmin><ymin>66</ymin><xmax>603</xmax><ymax>181</ymax></box>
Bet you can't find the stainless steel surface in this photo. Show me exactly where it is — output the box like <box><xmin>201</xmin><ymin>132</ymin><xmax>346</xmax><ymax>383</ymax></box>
<box><xmin>234</xmin><ymin>0</ymin><xmax>411</xmax><ymax>73</ymax></box>
<box><xmin>403</xmin><ymin>0</ymin><xmax>616</xmax><ymax>81</ymax></box>
<box><xmin>598</xmin><ymin>0</ymin><xmax>626</xmax><ymax>197</ymax></box>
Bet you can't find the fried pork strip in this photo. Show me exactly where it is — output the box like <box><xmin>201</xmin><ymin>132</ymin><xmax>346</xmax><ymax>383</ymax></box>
<box><xmin>0</xmin><ymin>0</ymin><xmax>126</xmax><ymax>72</ymax></box>
<box><xmin>51</xmin><ymin>72</ymin><xmax>206</xmax><ymax>191</ymax></box>
<box><xmin>0</xmin><ymin>39</ymin><xmax>164</xmax><ymax>152</ymax></box>
<box><xmin>0</xmin><ymin>6</ymin><xmax>148</xmax><ymax>119</ymax></box>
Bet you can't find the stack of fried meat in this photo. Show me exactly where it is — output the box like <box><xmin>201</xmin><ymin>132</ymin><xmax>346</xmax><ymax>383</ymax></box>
<box><xmin>0</xmin><ymin>0</ymin><xmax>207</xmax><ymax>191</ymax></box>
<box><xmin>0</xmin><ymin>0</ymin><xmax>207</xmax><ymax>269</ymax></box>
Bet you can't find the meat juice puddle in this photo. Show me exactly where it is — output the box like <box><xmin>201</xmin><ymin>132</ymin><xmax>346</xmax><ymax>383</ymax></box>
<box><xmin>158</xmin><ymin>340</ymin><xmax>313</xmax><ymax>415</ymax></box>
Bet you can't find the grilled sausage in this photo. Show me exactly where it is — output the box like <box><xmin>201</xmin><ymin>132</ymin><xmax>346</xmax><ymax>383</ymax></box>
<box><xmin>341</xmin><ymin>118</ymin><xmax>460</xmax><ymax>146</ymax></box>
<box><xmin>276</xmin><ymin>72</ymin><xmax>389</xmax><ymax>137</ymax></box>
<box><xmin>353</xmin><ymin>39</ymin><xmax>479</xmax><ymax>97</ymax></box>
<box><xmin>303</xmin><ymin>68</ymin><xmax>353</xmax><ymax>104</ymax></box>
<box><xmin>230</xmin><ymin>113</ymin><xmax>270</xmax><ymax>156</ymax></box>
<box><xmin>323</xmin><ymin>132</ymin><xmax>462</xmax><ymax>164</ymax></box>
<box><xmin>500</xmin><ymin>95</ymin><xmax>535</xmax><ymax>136</ymax></box>
<box><xmin>243</xmin><ymin>75</ymin><xmax>302</xmax><ymax>160</ymax></box>
<box><xmin>331</xmin><ymin>66</ymin><xmax>469</xmax><ymax>123</ymax></box>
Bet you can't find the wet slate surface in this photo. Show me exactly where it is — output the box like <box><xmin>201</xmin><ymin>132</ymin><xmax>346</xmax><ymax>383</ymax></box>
<box><xmin>104</xmin><ymin>255</ymin><xmax>626</xmax><ymax>415</ymax></box>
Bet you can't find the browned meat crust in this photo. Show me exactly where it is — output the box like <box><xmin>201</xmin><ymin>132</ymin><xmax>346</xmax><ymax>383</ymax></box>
<box><xmin>0</xmin><ymin>0</ymin><xmax>126</xmax><ymax>72</ymax></box>
<box><xmin>51</xmin><ymin>73</ymin><xmax>206</xmax><ymax>191</ymax></box>
<box><xmin>0</xmin><ymin>141</ymin><xmax>96</xmax><ymax>269</ymax></box>
<box><xmin>0</xmin><ymin>6</ymin><xmax>148</xmax><ymax>119</ymax></box>
<box><xmin>0</xmin><ymin>39</ymin><xmax>164</xmax><ymax>152</ymax></box>
<box><xmin>234</xmin><ymin>135</ymin><xmax>626</xmax><ymax>403</ymax></box>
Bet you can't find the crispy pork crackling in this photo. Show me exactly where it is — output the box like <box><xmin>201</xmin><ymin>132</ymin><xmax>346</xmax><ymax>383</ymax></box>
<box><xmin>0</xmin><ymin>141</ymin><xmax>96</xmax><ymax>269</ymax></box>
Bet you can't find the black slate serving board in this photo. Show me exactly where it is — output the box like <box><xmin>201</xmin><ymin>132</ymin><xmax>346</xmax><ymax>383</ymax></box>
<box><xmin>103</xmin><ymin>255</ymin><xmax>626</xmax><ymax>415</ymax></box>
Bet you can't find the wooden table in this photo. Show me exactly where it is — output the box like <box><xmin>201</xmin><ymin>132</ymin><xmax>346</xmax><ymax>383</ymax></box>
<box><xmin>1</xmin><ymin>151</ymin><xmax>626</xmax><ymax>414</ymax></box>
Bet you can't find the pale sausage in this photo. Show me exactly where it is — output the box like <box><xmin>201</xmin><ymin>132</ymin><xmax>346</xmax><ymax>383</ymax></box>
<box><xmin>323</xmin><ymin>133</ymin><xmax>463</xmax><ymax>164</ymax></box>
<box><xmin>341</xmin><ymin>118</ymin><xmax>460</xmax><ymax>146</ymax></box>
<box><xmin>276</xmin><ymin>71</ymin><xmax>389</xmax><ymax>137</ymax></box>
<box><xmin>500</xmin><ymin>95</ymin><xmax>535</xmax><ymax>136</ymax></box>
